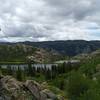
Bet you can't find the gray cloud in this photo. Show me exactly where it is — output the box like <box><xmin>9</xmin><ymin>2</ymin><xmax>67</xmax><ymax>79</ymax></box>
<box><xmin>44</xmin><ymin>0</ymin><xmax>98</xmax><ymax>20</ymax></box>
<box><xmin>0</xmin><ymin>0</ymin><xmax>100</xmax><ymax>42</ymax></box>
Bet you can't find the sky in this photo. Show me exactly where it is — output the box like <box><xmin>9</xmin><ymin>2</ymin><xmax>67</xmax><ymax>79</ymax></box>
<box><xmin>0</xmin><ymin>0</ymin><xmax>100</xmax><ymax>42</ymax></box>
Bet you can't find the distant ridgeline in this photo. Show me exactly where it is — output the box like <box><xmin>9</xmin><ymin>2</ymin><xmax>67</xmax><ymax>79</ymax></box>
<box><xmin>0</xmin><ymin>40</ymin><xmax>100</xmax><ymax>62</ymax></box>
<box><xmin>20</xmin><ymin>40</ymin><xmax>100</xmax><ymax>56</ymax></box>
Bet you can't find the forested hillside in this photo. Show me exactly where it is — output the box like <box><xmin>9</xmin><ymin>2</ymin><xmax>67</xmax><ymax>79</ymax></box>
<box><xmin>0</xmin><ymin>44</ymin><xmax>62</xmax><ymax>63</ymax></box>
<box><xmin>22</xmin><ymin>40</ymin><xmax>100</xmax><ymax>56</ymax></box>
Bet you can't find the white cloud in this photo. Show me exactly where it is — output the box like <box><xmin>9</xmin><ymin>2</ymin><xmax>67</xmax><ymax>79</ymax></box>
<box><xmin>0</xmin><ymin>0</ymin><xmax>100</xmax><ymax>42</ymax></box>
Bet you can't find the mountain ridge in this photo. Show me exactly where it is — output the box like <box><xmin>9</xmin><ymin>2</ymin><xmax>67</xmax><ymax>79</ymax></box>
<box><xmin>0</xmin><ymin>40</ymin><xmax>100</xmax><ymax>58</ymax></box>
<box><xmin>20</xmin><ymin>40</ymin><xmax>100</xmax><ymax>56</ymax></box>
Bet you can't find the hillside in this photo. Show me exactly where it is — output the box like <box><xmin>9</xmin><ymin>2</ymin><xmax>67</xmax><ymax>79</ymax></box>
<box><xmin>0</xmin><ymin>40</ymin><xmax>100</xmax><ymax>63</ymax></box>
<box><xmin>0</xmin><ymin>44</ymin><xmax>62</xmax><ymax>63</ymax></box>
<box><xmin>0</xmin><ymin>44</ymin><xmax>36</xmax><ymax>62</ymax></box>
<box><xmin>21</xmin><ymin>40</ymin><xmax>100</xmax><ymax>56</ymax></box>
<box><xmin>0</xmin><ymin>46</ymin><xmax>100</xmax><ymax>100</ymax></box>
<box><xmin>1</xmin><ymin>40</ymin><xmax>100</xmax><ymax>57</ymax></box>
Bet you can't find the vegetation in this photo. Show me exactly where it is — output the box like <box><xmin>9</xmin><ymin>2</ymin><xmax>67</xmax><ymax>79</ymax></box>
<box><xmin>0</xmin><ymin>44</ymin><xmax>100</xmax><ymax>99</ymax></box>
<box><xmin>23</xmin><ymin>40</ymin><xmax>100</xmax><ymax>56</ymax></box>
<box><xmin>0</xmin><ymin>44</ymin><xmax>36</xmax><ymax>62</ymax></box>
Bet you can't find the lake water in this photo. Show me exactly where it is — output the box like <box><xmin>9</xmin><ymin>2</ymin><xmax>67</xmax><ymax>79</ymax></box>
<box><xmin>0</xmin><ymin>60</ymin><xmax>80</xmax><ymax>70</ymax></box>
<box><xmin>0</xmin><ymin>64</ymin><xmax>58</xmax><ymax>70</ymax></box>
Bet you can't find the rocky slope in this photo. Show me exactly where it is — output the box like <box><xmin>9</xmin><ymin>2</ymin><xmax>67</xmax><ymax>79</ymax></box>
<box><xmin>74</xmin><ymin>49</ymin><xmax>100</xmax><ymax>60</ymax></box>
<box><xmin>1</xmin><ymin>40</ymin><xmax>100</xmax><ymax>61</ymax></box>
<box><xmin>0</xmin><ymin>75</ymin><xmax>60</xmax><ymax>100</ymax></box>
<box><xmin>0</xmin><ymin>44</ymin><xmax>61</xmax><ymax>63</ymax></box>
<box><xmin>27</xmin><ymin>48</ymin><xmax>62</xmax><ymax>63</ymax></box>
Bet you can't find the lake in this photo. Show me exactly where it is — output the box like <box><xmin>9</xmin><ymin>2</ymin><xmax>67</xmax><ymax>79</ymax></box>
<box><xmin>0</xmin><ymin>60</ymin><xmax>80</xmax><ymax>70</ymax></box>
<box><xmin>0</xmin><ymin>63</ymin><xmax>58</xmax><ymax>70</ymax></box>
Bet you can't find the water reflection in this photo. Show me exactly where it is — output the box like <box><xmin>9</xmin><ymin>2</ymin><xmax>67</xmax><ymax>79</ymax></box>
<box><xmin>0</xmin><ymin>64</ymin><xmax>58</xmax><ymax>70</ymax></box>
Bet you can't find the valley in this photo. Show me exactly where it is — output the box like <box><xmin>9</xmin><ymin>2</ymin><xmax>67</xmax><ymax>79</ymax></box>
<box><xmin>0</xmin><ymin>40</ymin><xmax>100</xmax><ymax>100</ymax></box>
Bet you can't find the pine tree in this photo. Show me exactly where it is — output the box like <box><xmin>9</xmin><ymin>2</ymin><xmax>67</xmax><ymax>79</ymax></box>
<box><xmin>16</xmin><ymin>66</ymin><xmax>23</xmax><ymax>81</ymax></box>
<box><xmin>28</xmin><ymin>63</ymin><xmax>34</xmax><ymax>76</ymax></box>
<box><xmin>7</xmin><ymin>65</ymin><xmax>13</xmax><ymax>75</ymax></box>
<box><xmin>0</xmin><ymin>65</ymin><xmax>2</xmax><ymax>75</ymax></box>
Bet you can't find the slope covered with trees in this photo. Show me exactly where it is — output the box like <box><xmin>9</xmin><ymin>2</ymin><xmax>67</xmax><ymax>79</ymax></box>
<box><xmin>0</xmin><ymin>44</ymin><xmax>36</xmax><ymax>62</ymax></box>
<box><xmin>0</xmin><ymin>41</ymin><xmax>100</xmax><ymax>99</ymax></box>
<box><xmin>1</xmin><ymin>49</ymin><xmax>100</xmax><ymax>100</ymax></box>
<box><xmin>0</xmin><ymin>44</ymin><xmax>63</xmax><ymax>63</ymax></box>
<box><xmin>23</xmin><ymin>40</ymin><xmax>100</xmax><ymax>56</ymax></box>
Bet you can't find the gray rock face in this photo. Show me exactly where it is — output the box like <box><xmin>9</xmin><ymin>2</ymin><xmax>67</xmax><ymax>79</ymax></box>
<box><xmin>25</xmin><ymin>80</ymin><xmax>42</xmax><ymax>100</ymax></box>
<box><xmin>41</xmin><ymin>89</ymin><xmax>57</xmax><ymax>100</ymax></box>
<box><xmin>0</xmin><ymin>76</ymin><xmax>58</xmax><ymax>100</ymax></box>
<box><xmin>0</xmin><ymin>76</ymin><xmax>35</xmax><ymax>100</ymax></box>
<box><xmin>25</xmin><ymin>80</ymin><xmax>58</xmax><ymax>100</ymax></box>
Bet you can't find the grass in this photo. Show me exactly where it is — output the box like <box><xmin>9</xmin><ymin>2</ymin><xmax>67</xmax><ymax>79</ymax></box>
<box><xmin>0</xmin><ymin>62</ymin><xmax>27</xmax><ymax>65</ymax></box>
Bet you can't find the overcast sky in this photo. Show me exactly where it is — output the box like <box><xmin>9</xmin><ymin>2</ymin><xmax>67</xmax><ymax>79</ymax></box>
<box><xmin>0</xmin><ymin>0</ymin><xmax>100</xmax><ymax>42</ymax></box>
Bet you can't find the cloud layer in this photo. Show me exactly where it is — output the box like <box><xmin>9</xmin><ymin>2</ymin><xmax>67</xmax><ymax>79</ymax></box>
<box><xmin>0</xmin><ymin>0</ymin><xmax>100</xmax><ymax>42</ymax></box>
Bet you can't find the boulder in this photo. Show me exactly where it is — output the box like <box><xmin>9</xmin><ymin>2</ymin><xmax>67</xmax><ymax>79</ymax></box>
<box><xmin>0</xmin><ymin>76</ymin><xmax>34</xmax><ymax>100</ymax></box>
<box><xmin>25</xmin><ymin>80</ymin><xmax>41</xmax><ymax>99</ymax></box>
<box><xmin>0</xmin><ymin>76</ymin><xmax>59</xmax><ymax>100</ymax></box>
<box><xmin>41</xmin><ymin>89</ymin><xmax>57</xmax><ymax>100</ymax></box>
<box><xmin>25</xmin><ymin>80</ymin><xmax>58</xmax><ymax>100</ymax></box>
<box><xmin>1</xmin><ymin>76</ymin><xmax>21</xmax><ymax>92</ymax></box>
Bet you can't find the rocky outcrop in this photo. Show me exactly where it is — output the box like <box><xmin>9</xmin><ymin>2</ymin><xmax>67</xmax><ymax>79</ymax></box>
<box><xmin>25</xmin><ymin>80</ymin><xmax>42</xmax><ymax>100</ymax></box>
<box><xmin>41</xmin><ymin>89</ymin><xmax>57</xmax><ymax>99</ymax></box>
<box><xmin>0</xmin><ymin>76</ymin><xmax>58</xmax><ymax>100</ymax></box>
<box><xmin>0</xmin><ymin>75</ymin><xmax>32</xmax><ymax>100</ymax></box>
<box><xmin>27</xmin><ymin>48</ymin><xmax>61</xmax><ymax>63</ymax></box>
<box><xmin>25</xmin><ymin>80</ymin><xmax>58</xmax><ymax>100</ymax></box>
